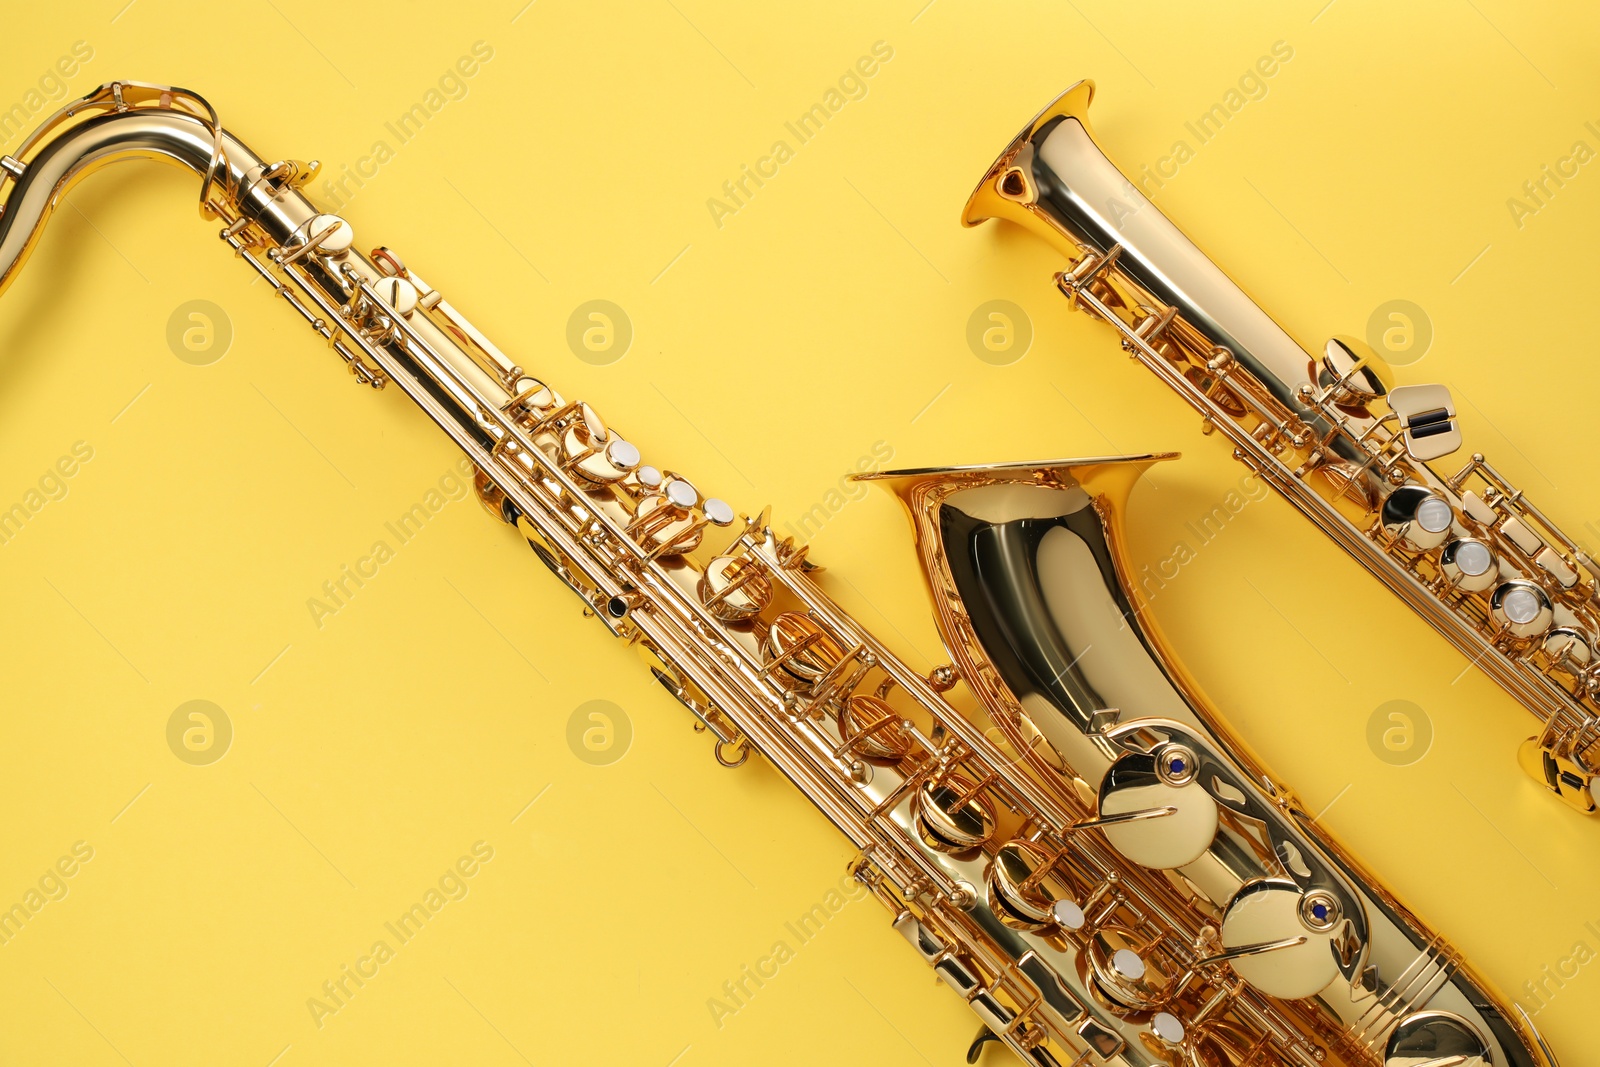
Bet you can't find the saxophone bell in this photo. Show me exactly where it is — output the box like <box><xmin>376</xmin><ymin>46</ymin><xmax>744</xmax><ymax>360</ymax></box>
<box><xmin>862</xmin><ymin>453</ymin><xmax>1549</xmax><ymax>1062</ymax></box>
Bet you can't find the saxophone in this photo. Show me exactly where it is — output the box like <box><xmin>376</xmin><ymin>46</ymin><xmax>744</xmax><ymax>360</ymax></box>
<box><xmin>965</xmin><ymin>81</ymin><xmax>1600</xmax><ymax>817</ymax></box>
<box><xmin>0</xmin><ymin>82</ymin><xmax>1556</xmax><ymax>1067</ymax></box>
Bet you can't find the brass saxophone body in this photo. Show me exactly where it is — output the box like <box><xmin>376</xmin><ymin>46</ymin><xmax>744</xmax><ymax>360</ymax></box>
<box><xmin>964</xmin><ymin>82</ymin><xmax>1600</xmax><ymax>817</ymax></box>
<box><xmin>0</xmin><ymin>82</ymin><xmax>1555</xmax><ymax>1067</ymax></box>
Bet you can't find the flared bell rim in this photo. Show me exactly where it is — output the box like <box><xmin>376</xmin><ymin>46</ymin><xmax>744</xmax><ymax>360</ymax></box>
<box><xmin>961</xmin><ymin>79</ymin><xmax>1097</xmax><ymax>228</ymax></box>
<box><xmin>854</xmin><ymin>451</ymin><xmax>1176</xmax><ymax>482</ymax></box>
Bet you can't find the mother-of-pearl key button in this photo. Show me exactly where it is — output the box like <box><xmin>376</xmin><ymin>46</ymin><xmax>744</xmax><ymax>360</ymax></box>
<box><xmin>637</xmin><ymin>465</ymin><xmax>663</xmax><ymax>489</ymax></box>
<box><xmin>665</xmin><ymin>478</ymin><xmax>698</xmax><ymax>509</ymax></box>
<box><xmin>1414</xmin><ymin>496</ymin><xmax>1452</xmax><ymax>533</ymax></box>
<box><xmin>306</xmin><ymin>213</ymin><xmax>353</xmax><ymax>253</ymax></box>
<box><xmin>1500</xmin><ymin>585</ymin><xmax>1544</xmax><ymax>625</ymax></box>
<box><xmin>1051</xmin><ymin>899</ymin><xmax>1085</xmax><ymax>930</ymax></box>
<box><xmin>703</xmin><ymin>498</ymin><xmax>735</xmax><ymax>526</ymax></box>
<box><xmin>606</xmin><ymin>438</ymin><xmax>640</xmax><ymax>470</ymax></box>
<box><xmin>1110</xmin><ymin>948</ymin><xmax>1145</xmax><ymax>981</ymax></box>
<box><xmin>1454</xmin><ymin>541</ymin><xmax>1492</xmax><ymax>575</ymax></box>
<box><xmin>1151</xmin><ymin>1012</ymin><xmax>1184</xmax><ymax>1045</ymax></box>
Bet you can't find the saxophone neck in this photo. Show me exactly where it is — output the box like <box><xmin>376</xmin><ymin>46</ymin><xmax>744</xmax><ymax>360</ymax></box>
<box><xmin>0</xmin><ymin>80</ymin><xmax>320</xmax><ymax>297</ymax></box>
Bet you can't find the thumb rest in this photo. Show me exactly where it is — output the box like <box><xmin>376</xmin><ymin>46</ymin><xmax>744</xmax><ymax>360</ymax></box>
<box><xmin>0</xmin><ymin>82</ymin><xmax>1558</xmax><ymax>1066</ymax></box>
<box><xmin>965</xmin><ymin>81</ymin><xmax>1600</xmax><ymax>817</ymax></box>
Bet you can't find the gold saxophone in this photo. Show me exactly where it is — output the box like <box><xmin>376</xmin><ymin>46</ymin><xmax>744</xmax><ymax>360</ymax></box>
<box><xmin>0</xmin><ymin>82</ymin><xmax>1557</xmax><ymax>1067</ymax></box>
<box><xmin>965</xmin><ymin>81</ymin><xmax>1600</xmax><ymax>817</ymax></box>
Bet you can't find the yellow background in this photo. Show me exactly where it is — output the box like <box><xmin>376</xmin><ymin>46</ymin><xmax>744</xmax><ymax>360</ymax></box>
<box><xmin>1</xmin><ymin>1</ymin><xmax>1597</xmax><ymax>1063</ymax></box>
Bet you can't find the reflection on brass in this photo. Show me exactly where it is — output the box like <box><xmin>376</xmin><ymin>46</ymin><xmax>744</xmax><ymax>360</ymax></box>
<box><xmin>0</xmin><ymin>81</ymin><xmax>1557</xmax><ymax>1066</ymax></box>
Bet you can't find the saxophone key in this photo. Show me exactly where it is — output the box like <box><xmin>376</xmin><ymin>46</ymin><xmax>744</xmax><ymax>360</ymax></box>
<box><xmin>1459</xmin><ymin>489</ymin><xmax>1499</xmax><ymax>527</ymax></box>
<box><xmin>761</xmin><ymin>611</ymin><xmax>845</xmax><ymax>685</ymax></box>
<box><xmin>1096</xmin><ymin>744</ymin><xmax>1218</xmax><ymax>870</ymax></box>
<box><xmin>915</xmin><ymin>773</ymin><xmax>997</xmax><ymax>852</ymax></box>
<box><xmin>627</xmin><ymin>492</ymin><xmax>704</xmax><ymax>557</ymax></box>
<box><xmin>1500</xmin><ymin>515</ymin><xmax>1546</xmax><ymax>556</ymax></box>
<box><xmin>1386</xmin><ymin>383</ymin><xmax>1462</xmax><ymax>461</ymax></box>
<box><xmin>663</xmin><ymin>476</ymin><xmax>699</xmax><ymax>510</ymax></box>
<box><xmin>698</xmin><ymin>554</ymin><xmax>772</xmax><ymax>623</ymax></box>
<box><xmin>504</xmin><ymin>376</ymin><xmax>562</xmax><ymax>421</ymax></box>
<box><xmin>1218</xmin><ymin>878</ymin><xmax>1351</xmax><ymax>1001</ymax></box>
<box><xmin>1542</xmin><ymin>627</ymin><xmax>1592</xmax><ymax>674</ymax></box>
<box><xmin>1051</xmin><ymin>899</ymin><xmax>1086</xmax><ymax>932</ymax></box>
<box><xmin>837</xmin><ymin>694</ymin><xmax>913</xmax><ymax>761</ymax></box>
<box><xmin>1085</xmin><ymin>928</ymin><xmax>1171</xmax><ymax>1013</ymax></box>
<box><xmin>1072</xmin><ymin>1015</ymin><xmax>1125</xmax><ymax>1059</ymax></box>
<box><xmin>1317</xmin><ymin>337</ymin><xmax>1391</xmax><ymax>413</ymax></box>
<box><xmin>1489</xmin><ymin>580</ymin><xmax>1554</xmax><ymax>639</ymax></box>
<box><xmin>605</xmin><ymin>437</ymin><xmax>642</xmax><ymax>472</ymax></box>
<box><xmin>558</xmin><ymin>409</ymin><xmax>636</xmax><ymax>488</ymax></box>
<box><xmin>986</xmin><ymin>839</ymin><xmax>1080</xmax><ymax>933</ymax></box>
<box><xmin>1439</xmin><ymin>537</ymin><xmax>1497</xmax><ymax>592</ymax></box>
<box><xmin>1536</xmin><ymin>547</ymin><xmax>1579</xmax><ymax>589</ymax></box>
<box><xmin>1384</xmin><ymin>1010</ymin><xmax>1491</xmax><ymax>1067</ymax></box>
<box><xmin>279</xmin><ymin>212</ymin><xmax>352</xmax><ymax>264</ymax></box>
<box><xmin>1149</xmin><ymin>1011</ymin><xmax>1185</xmax><ymax>1048</ymax></box>
<box><xmin>1382</xmin><ymin>485</ymin><xmax>1454</xmax><ymax>551</ymax></box>
<box><xmin>370</xmin><ymin>275</ymin><xmax>418</xmax><ymax>316</ymax></box>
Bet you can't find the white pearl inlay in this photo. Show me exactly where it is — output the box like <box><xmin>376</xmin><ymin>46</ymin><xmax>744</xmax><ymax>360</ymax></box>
<box><xmin>1416</xmin><ymin>496</ymin><xmax>1453</xmax><ymax>534</ymax></box>
<box><xmin>1503</xmin><ymin>586</ymin><xmax>1542</xmax><ymax>624</ymax></box>
<box><xmin>1151</xmin><ymin>1012</ymin><xmax>1184</xmax><ymax>1044</ymax></box>
<box><xmin>1051</xmin><ymin>899</ymin><xmax>1085</xmax><ymax>930</ymax></box>
<box><xmin>606</xmin><ymin>439</ymin><xmax>641</xmax><ymax>469</ymax></box>
<box><xmin>1456</xmin><ymin>540</ymin><xmax>1492</xmax><ymax>576</ymax></box>
<box><xmin>666</xmin><ymin>479</ymin><xmax>698</xmax><ymax>509</ymax></box>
